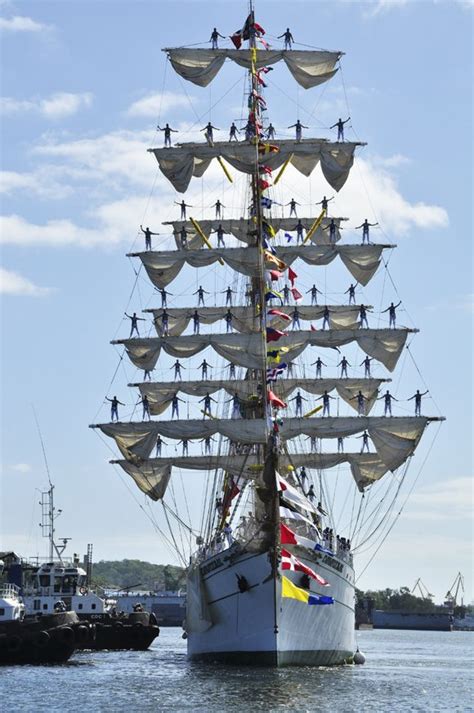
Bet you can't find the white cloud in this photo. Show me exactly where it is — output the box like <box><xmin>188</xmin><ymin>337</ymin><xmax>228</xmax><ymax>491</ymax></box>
<box><xmin>405</xmin><ymin>477</ymin><xmax>473</xmax><ymax>521</ymax></box>
<box><xmin>0</xmin><ymin>92</ymin><xmax>93</xmax><ymax>119</ymax></box>
<box><xmin>10</xmin><ymin>463</ymin><xmax>32</xmax><ymax>473</ymax></box>
<box><xmin>366</xmin><ymin>0</ymin><xmax>409</xmax><ymax>17</ymax></box>
<box><xmin>283</xmin><ymin>155</ymin><xmax>448</xmax><ymax>236</ymax></box>
<box><xmin>0</xmin><ymin>267</ymin><xmax>52</xmax><ymax>296</ymax></box>
<box><xmin>0</xmin><ymin>15</ymin><xmax>51</xmax><ymax>32</ymax></box>
<box><xmin>374</xmin><ymin>153</ymin><xmax>412</xmax><ymax>168</ymax></box>
<box><xmin>0</xmin><ymin>194</ymin><xmax>170</xmax><ymax>249</ymax></box>
<box><xmin>127</xmin><ymin>91</ymin><xmax>190</xmax><ymax>118</ymax></box>
<box><xmin>0</xmin><ymin>169</ymin><xmax>73</xmax><ymax>199</ymax></box>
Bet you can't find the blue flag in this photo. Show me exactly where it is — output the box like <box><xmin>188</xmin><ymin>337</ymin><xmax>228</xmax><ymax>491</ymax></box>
<box><xmin>308</xmin><ymin>594</ymin><xmax>334</xmax><ymax>606</ymax></box>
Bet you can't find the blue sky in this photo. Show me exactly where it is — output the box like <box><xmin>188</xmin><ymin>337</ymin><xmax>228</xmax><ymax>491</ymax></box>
<box><xmin>1</xmin><ymin>0</ymin><xmax>472</xmax><ymax>603</ymax></box>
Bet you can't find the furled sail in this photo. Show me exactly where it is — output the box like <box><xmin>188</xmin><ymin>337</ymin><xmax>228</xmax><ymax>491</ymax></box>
<box><xmin>115</xmin><ymin>452</ymin><xmax>391</xmax><ymax>494</ymax></box>
<box><xmin>113</xmin><ymin>328</ymin><xmax>414</xmax><ymax>372</ymax></box>
<box><xmin>164</xmin><ymin>48</ymin><xmax>342</xmax><ymax>89</ymax></box>
<box><xmin>146</xmin><ymin>305</ymin><xmax>364</xmax><ymax>336</ymax></box>
<box><xmin>93</xmin><ymin>416</ymin><xmax>432</xmax><ymax>474</ymax></box>
<box><xmin>165</xmin><ymin>217</ymin><xmax>347</xmax><ymax>249</ymax></box>
<box><xmin>131</xmin><ymin>377</ymin><xmax>387</xmax><ymax>415</ymax></box>
<box><xmin>130</xmin><ymin>244</ymin><xmax>392</xmax><ymax>288</ymax></box>
<box><xmin>148</xmin><ymin>139</ymin><xmax>363</xmax><ymax>193</ymax></box>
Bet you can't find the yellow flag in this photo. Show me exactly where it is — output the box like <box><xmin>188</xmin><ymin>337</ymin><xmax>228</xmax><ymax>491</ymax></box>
<box><xmin>303</xmin><ymin>210</ymin><xmax>326</xmax><ymax>244</ymax></box>
<box><xmin>281</xmin><ymin>576</ymin><xmax>309</xmax><ymax>603</ymax></box>
<box><xmin>190</xmin><ymin>218</ymin><xmax>224</xmax><ymax>265</ymax></box>
<box><xmin>274</xmin><ymin>154</ymin><xmax>294</xmax><ymax>185</ymax></box>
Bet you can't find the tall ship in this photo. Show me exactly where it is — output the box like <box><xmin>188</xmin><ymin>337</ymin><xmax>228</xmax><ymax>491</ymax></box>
<box><xmin>91</xmin><ymin>4</ymin><xmax>443</xmax><ymax>665</ymax></box>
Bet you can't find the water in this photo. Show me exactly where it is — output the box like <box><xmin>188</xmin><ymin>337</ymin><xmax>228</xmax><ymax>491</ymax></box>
<box><xmin>1</xmin><ymin>629</ymin><xmax>473</xmax><ymax>712</ymax></box>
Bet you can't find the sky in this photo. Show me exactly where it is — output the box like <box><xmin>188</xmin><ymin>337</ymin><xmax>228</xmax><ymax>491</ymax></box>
<box><xmin>0</xmin><ymin>0</ymin><xmax>472</xmax><ymax>604</ymax></box>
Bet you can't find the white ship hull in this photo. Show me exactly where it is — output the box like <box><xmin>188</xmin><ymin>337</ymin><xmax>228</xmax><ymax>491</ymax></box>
<box><xmin>186</xmin><ymin>546</ymin><xmax>355</xmax><ymax>666</ymax></box>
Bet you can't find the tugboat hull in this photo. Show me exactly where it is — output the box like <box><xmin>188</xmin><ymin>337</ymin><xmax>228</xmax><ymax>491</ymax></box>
<box><xmin>0</xmin><ymin>612</ymin><xmax>95</xmax><ymax>665</ymax></box>
<box><xmin>77</xmin><ymin>611</ymin><xmax>160</xmax><ymax>650</ymax></box>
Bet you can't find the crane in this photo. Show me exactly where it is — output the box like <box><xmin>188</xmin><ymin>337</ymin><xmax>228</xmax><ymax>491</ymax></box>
<box><xmin>411</xmin><ymin>578</ymin><xmax>434</xmax><ymax>600</ymax></box>
<box><xmin>445</xmin><ymin>572</ymin><xmax>465</xmax><ymax>607</ymax></box>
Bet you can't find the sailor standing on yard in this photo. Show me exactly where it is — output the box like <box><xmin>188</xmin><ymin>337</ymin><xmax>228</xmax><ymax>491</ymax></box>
<box><xmin>200</xmin><ymin>393</ymin><xmax>217</xmax><ymax>417</ymax></box>
<box><xmin>282</xmin><ymin>284</ymin><xmax>291</xmax><ymax>305</ymax></box>
<box><xmin>201</xmin><ymin>121</ymin><xmax>220</xmax><ymax>143</ymax></box>
<box><xmin>289</xmin><ymin>390</ymin><xmax>307</xmax><ymax>417</ymax></box>
<box><xmin>317</xmin><ymin>390</ymin><xmax>335</xmax><ymax>417</ymax></box>
<box><xmin>157</xmin><ymin>123</ymin><xmax>178</xmax><ymax>147</ymax></box>
<box><xmin>155</xmin><ymin>435</ymin><xmax>168</xmax><ymax>457</ymax></box>
<box><xmin>192</xmin><ymin>309</ymin><xmax>200</xmax><ymax>335</ymax></box>
<box><xmin>288</xmin><ymin>119</ymin><xmax>308</xmax><ymax>142</ymax></box>
<box><xmin>225</xmin><ymin>309</ymin><xmax>234</xmax><ymax>333</ymax></box>
<box><xmin>307</xmin><ymin>284</ymin><xmax>322</xmax><ymax>305</ymax></box>
<box><xmin>338</xmin><ymin>356</ymin><xmax>350</xmax><ymax>378</ymax></box>
<box><xmin>360</xmin><ymin>356</ymin><xmax>373</xmax><ymax>377</ymax></box>
<box><xmin>286</xmin><ymin>198</ymin><xmax>300</xmax><ymax>217</ymax></box>
<box><xmin>229</xmin><ymin>122</ymin><xmax>240</xmax><ymax>141</ymax></box>
<box><xmin>106</xmin><ymin>396</ymin><xmax>125</xmax><ymax>422</ymax></box>
<box><xmin>140</xmin><ymin>225</ymin><xmax>159</xmax><ymax>251</ymax></box>
<box><xmin>137</xmin><ymin>394</ymin><xmax>151</xmax><ymax>421</ymax></box>
<box><xmin>278</xmin><ymin>28</ymin><xmax>294</xmax><ymax>50</ymax></box>
<box><xmin>266</xmin><ymin>123</ymin><xmax>276</xmax><ymax>140</ymax></box>
<box><xmin>221</xmin><ymin>286</ymin><xmax>236</xmax><ymax>306</ymax></box>
<box><xmin>171</xmin><ymin>394</ymin><xmax>185</xmax><ymax>418</ymax></box>
<box><xmin>214</xmin><ymin>199</ymin><xmax>225</xmax><ymax>219</ymax></box>
<box><xmin>157</xmin><ymin>287</ymin><xmax>173</xmax><ymax>308</ymax></box>
<box><xmin>355</xmin><ymin>218</ymin><xmax>378</xmax><ymax>244</ymax></box>
<box><xmin>359</xmin><ymin>304</ymin><xmax>370</xmax><ymax>328</ymax></box>
<box><xmin>345</xmin><ymin>283</ymin><xmax>357</xmax><ymax>305</ymax></box>
<box><xmin>315</xmin><ymin>195</ymin><xmax>334</xmax><ymax>212</ymax></box>
<box><xmin>209</xmin><ymin>27</ymin><xmax>225</xmax><ymax>49</ymax></box>
<box><xmin>171</xmin><ymin>359</ymin><xmax>184</xmax><ymax>380</ymax></box>
<box><xmin>199</xmin><ymin>359</ymin><xmax>212</xmax><ymax>379</ymax></box>
<box><xmin>212</xmin><ymin>224</ymin><xmax>226</xmax><ymax>247</ymax></box>
<box><xmin>175</xmin><ymin>200</ymin><xmax>192</xmax><ymax>220</ymax></box>
<box><xmin>125</xmin><ymin>312</ymin><xmax>145</xmax><ymax>338</ymax></box>
<box><xmin>323</xmin><ymin>218</ymin><xmax>338</xmax><ymax>244</ymax></box>
<box><xmin>382</xmin><ymin>301</ymin><xmax>402</xmax><ymax>328</ymax></box>
<box><xmin>194</xmin><ymin>285</ymin><xmax>209</xmax><ymax>306</ymax></box>
<box><xmin>322</xmin><ymin>306</ymin><xmax>330</xmax><ymax>330</ymax></box>
<box><xmin>351</xmin><ymin>390</ymin><xmax>366</xmax><ymax>416</ymax></box>
<box><xmin>378</xmin><ymin>389</ymin><xmax>398</xmax><ymax>416</ymax></box>
<box><xmin>358</xmin><ymin>430</ymin><xmax>370</xmax><ymax>453</ymax></box>
<box><xmin>408</xmin><ymin>389</ymin><xmax>429</xmax><ymax>416</ymax></box>
<box><xmin>330</xmin><ymin>117</ymin><xmax>350</xmax><ymax>141</ymax></box>
<box><xmin>311</xmin><ymin>356</ymin><xmax>326</xmax><ymax>379</ymax></box>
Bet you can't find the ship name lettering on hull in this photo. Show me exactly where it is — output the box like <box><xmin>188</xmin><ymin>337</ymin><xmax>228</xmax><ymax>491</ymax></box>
<box><xmin>322</xmin><ymin>555</ymin><xmax>344</xmax><ymax>573</ymax></box>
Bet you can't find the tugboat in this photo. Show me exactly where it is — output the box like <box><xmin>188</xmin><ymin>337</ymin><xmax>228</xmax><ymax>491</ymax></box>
<box><xmin>22</xmin><ymin>559</ymin><xmax>160</xmax><ymax>651</ymax></box>
<box><xmin>9</xmin><ymin>483</ymin><xmax>159</xmax><ymax>652</ymax></box>
<box><xmin>0</xmin><ymin>580</ymin><xmax>94</xmax><ymax>665</ymax></box>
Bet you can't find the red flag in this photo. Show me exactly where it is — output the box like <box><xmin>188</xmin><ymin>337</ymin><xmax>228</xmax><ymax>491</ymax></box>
<box><xmin>268</xmin><ymin>270</ymin><xmax>283</xmax><ymax>281</ymax></box>
<box><xmin>268</xmin><ymin>389</ymin><xmax>287</xmax><ymax>409</ymax></box>
<box><xmin>222</xmin><ymin>479</ymin><xmax>240</xmax><ymax>511</ymax></box>
<box><xmin>311</xmin><ymin>324</ymin><xmax>317</xmax><ymax>332</ymax></box>
<box><xmin>253</xmin><ymin>21</ymin><xmax>265</xmax><ymax>35</ymax></box>
<box><xmin>281</xmin><ymin>549</ymin><xmax>329</xmax><ymax>586</ymax></box>
<box><xmin>281</xmin><ymin>523</ymin><xmax>298</xmax><ymax>545</ymax></box>
<box><xmin>288</xmin><ymin>267</ymin><xmax>297</xmax><ymax>287</ymax></box>
<box><xmin>268</xmin><ymin>309</ymin><xmax>291</xmax><ymax>321</ymax></box>
<box><xmin>260</xmin><ymin>165</ymin><xmax>273</xmax><ymax>175</ymax></box>
<box><xmin>266</xmin><ymin>327</ymin><xmax>287</xmax><ymax>342</ymax></box>
<box><xmin>259</xmin><ymin>179</ymin><xmax>271</xmax><ymax>190</ymax></box>
<box><xmin>291</xmin><ymin>287</ymin><xmax>303</xmax><ymax>302</ymax></box>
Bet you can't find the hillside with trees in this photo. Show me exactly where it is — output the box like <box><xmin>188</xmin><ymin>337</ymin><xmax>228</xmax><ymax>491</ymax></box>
<box><xmin>91</xmin><ymin>560</ymin><xmax>186</xmax><ymax>592</ymax></box>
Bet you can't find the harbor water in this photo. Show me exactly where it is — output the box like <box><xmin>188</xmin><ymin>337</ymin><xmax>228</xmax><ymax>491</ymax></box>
<box><xmin>1</xmin><ymin>628</ymin><xmax>473</xmax><ymax>711</ymax></box>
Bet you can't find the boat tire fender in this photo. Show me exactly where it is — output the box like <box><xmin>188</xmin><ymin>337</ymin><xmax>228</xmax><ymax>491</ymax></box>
<box><xmin>34</xmin><ymin>630</ymin><xmax>50</xmax><ymax>648</ymax></box>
